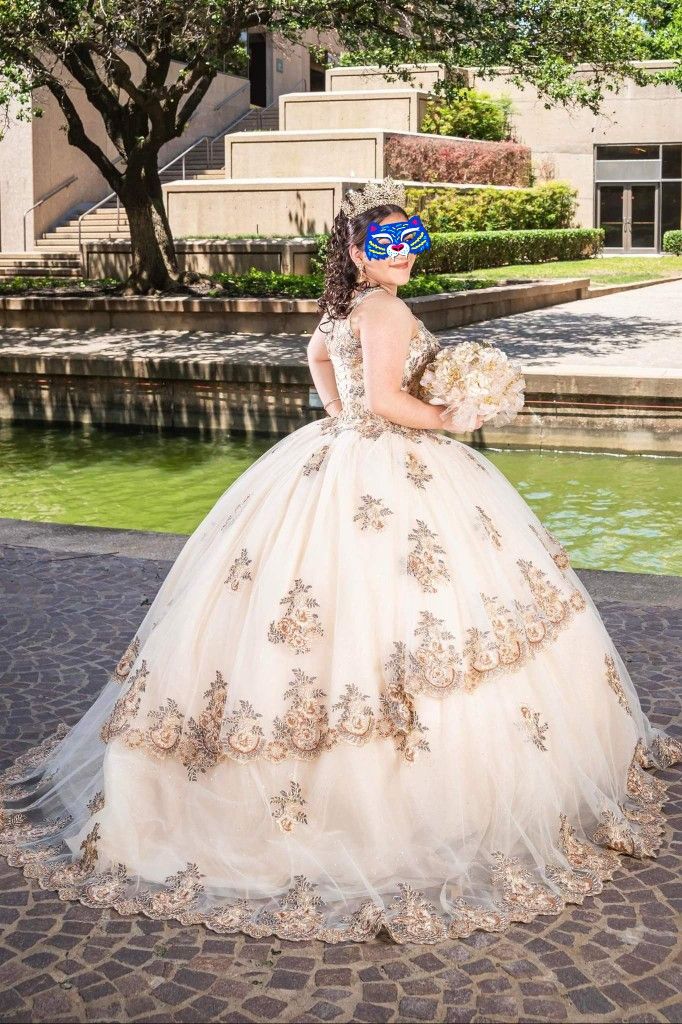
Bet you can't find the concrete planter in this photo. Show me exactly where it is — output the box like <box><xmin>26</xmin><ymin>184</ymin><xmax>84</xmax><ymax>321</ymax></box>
<box><xmin>0</xmin><ymin>278</ymin><xmax>590</xmax><ymax>334</ymax></box>
<box><xmin>83</xmin><ymin>238</ymin><xmax>319</xmax><ymax>281</ymax></box>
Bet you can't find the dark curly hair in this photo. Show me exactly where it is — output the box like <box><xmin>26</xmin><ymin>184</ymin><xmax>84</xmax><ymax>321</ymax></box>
<box><xmin>317</xmin><ymin>203</ymin><xmax>408</xmax><ymax>324</ymax></box>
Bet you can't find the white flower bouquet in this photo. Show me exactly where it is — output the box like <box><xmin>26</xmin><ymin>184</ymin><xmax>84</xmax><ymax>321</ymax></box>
<box><xmin>420</xmin><ymin>341</ymin><xmax>525</xmax><ymax>433</ymax></box>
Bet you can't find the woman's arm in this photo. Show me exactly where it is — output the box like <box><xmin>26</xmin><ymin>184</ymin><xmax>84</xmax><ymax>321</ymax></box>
<box><xmin>307</xmin><ymin>321</ymin><xmax>343</xmax><ymax>416</ymax></box>
<box><xmin>357</xmin><ymin>292</ymin><xmax>448</xmax><ymax>431</ymax></box>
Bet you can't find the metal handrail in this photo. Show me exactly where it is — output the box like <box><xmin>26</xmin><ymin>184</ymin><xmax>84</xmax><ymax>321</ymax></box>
<box><xmin>76</xmin><ymin>84</ymin><xmax>251</xmax><ymax>260</ymax></box>
<box><xmin>209</xmin><ymin>76</ymin><xmax>307</xmax><ymax>156</ymax></box>
<box><xmin>23</xmin><ymin>175</ymin><xmax>77</xmax><ymax>251</ymax></box>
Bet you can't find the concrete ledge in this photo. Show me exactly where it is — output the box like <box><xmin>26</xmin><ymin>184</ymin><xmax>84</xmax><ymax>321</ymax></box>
<box><xmin>84</xmin><ymin>238</ymin><xmax>319</xmax><ymax>280</ymax></box>
<box><xmin>0</xmin><ymin>332</ymin><xmax>679</xmax><ymax>451</ymax></box>
<box><xmin>0</xmin><ymin>278</ymin><xmax>591</xmax><ymax>334</ymax></box>
<box><xmin>279</xmin><ymin>89</ymin><xmax>430</xmax><ymax>133</ymax></box>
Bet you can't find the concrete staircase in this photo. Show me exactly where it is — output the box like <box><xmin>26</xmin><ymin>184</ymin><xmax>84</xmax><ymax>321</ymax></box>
<box><xmin>0</xmin><ymin>252</ymin><xmax>81</xmax><ymax>279</ymax></box>
<box><xmin>9</xmin><ymin>103</ymin><xmax>280</xmax><ymax>270</ymax></box>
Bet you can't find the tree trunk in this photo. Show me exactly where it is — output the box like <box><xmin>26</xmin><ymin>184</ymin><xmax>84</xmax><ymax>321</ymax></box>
<box><xmin>122</xmin><ymin>159</ymin><xmax>181</xmax><ymax>293</ymax></box>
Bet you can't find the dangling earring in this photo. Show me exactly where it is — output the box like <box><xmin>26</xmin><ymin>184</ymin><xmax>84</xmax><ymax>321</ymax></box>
<box><xmin>355</xmin><ymin>260</ymin><xmax>368</xmax><ymax>284</ymax></box>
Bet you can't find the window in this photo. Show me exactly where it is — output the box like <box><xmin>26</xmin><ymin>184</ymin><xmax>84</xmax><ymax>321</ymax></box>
<box><xmin>596</xmin><ymin>145</ymin><xmax>659</xmax><ymax>161</ymax></box>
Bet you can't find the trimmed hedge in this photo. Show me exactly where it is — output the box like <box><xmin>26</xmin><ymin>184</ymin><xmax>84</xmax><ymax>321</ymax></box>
<box><xmin>311</xmin><ymin>227</ymin><xmax>602</xmax><ymax>278</ymax></box>
<box><xmin>418</xmin><ymin>229</ymin><xmax>603</xmax><ymax>273</ymax></box>
<box><xmin>408</xmin><ymin>182</ymin><xmax>578</xmax><ymax>232</ymax></box>
<box><xmin>208</xmin><ymin>268</ymin><xmax>496</xmax><ymax>298</ymax></box>
<box><xmin>385</xmin><ymin>134</ymin><xmax>531</xmax><ymax>187</ymax></box>
<box><xmin>662</xmin><ymin>230</ymin><xmax>682</xmax><ymax>254</ymax></box>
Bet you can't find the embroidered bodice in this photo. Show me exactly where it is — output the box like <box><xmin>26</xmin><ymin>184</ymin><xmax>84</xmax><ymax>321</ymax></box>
<box><xmin>320</xmin><ymin>285</ymin><xmax>443</xmax><ymax>440</ymax></box>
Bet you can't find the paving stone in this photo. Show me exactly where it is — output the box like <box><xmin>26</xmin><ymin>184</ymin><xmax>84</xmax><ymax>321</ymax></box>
<box><xmin>567</xmin><ymin>985</ymin><xmax>617</xmax><ymax>1015</ymax></box>
<box><xmin>353</xmin><ymin>1002</ymin><xmax>394</xmax><ymax>1023</ymax></box>
<box><xmin>242</xmin><ymin>995</ymin><xmax>289</xmax><ymax>1017</ymax></box>
<box><xmin>398</xmin><ymin>996</ymin><xmax>438</xmax><ymax>1020</ymax></box>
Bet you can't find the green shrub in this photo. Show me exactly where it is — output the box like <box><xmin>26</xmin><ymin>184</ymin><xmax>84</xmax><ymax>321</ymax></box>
<box><xmin>209</xmin><ymin>269</ymin><xmax>495</xmax><ymax>298</ymax></box>
<box><xmin>408</xmin><ymin>182</ymin><xmax>578</xmax><ymax>232</ymax></box>
<box><xmin>420</xmin><ymin>88</ymin><xmax>514</xmax><ymax>141</ymax></box>
<box><xmin>662</xmin><ymin>230</ymin><xmax>682</xmax><ymax>254</ymax></box>
<box><xmin>417</xmin><ymin>228</ymin><xmax>603</xmax><ymax>274</ymax></box>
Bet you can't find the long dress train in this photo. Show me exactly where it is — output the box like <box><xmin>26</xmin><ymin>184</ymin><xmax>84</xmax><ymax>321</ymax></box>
<box><xmin>1</xmin><ymin>284</ymin><xmax>680</xmax><ymax>945</ymax></box>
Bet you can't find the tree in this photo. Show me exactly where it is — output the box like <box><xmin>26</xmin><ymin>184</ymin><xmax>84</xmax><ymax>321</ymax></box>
<box><xmin>0</xmin><ymin>1</ymin><xmax>657</xmax><ymax>293</ymax></box>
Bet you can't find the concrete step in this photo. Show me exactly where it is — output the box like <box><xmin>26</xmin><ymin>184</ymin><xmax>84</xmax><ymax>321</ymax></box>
<box><xmin>0</xmin><ymin>266</ymin><xmax>81</xmax><ymax>278</ymax></box>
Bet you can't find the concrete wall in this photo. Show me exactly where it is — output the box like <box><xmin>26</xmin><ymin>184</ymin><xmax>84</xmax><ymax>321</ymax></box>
<box><xmin>0</xmin><ymin>103</ymin><xmax>35</xmax><ymax>252</ymax></box>
<box><xmin>83</xmin><ymin>238</ymin><xmax>318</xmax><ymax>278</ymax></box>
<box><xmin>164</xmin><ymin>178</ymin><xmax>360</xmax><ymax>237</ymax></box>
<box><xmin>279</xmin><ymin>90</ymin><xmax>429</xmax><ymax>133</ymax></box>
<box><xmin>225</xmin><ymin>129</ymin><xmax>391</xmax><ymax>179</ymax></box>
<box><xmin>471</xmin><ymin>60</ymin><xmax>682</xmax><ymax>227</ymax></box>
<box><xmin>0</xmin><ymin>57</ymin><xmax>249</xmax><ymax>252</ymax></box>
<box><xmin>326</xmin><ymin>63</ymin><xmax>451</xmax><ymax>93</ymax></box>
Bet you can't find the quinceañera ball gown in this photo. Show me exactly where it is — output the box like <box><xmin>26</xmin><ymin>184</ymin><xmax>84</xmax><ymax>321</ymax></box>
<box><xmin>1</xmin><ymin>284</ymin><xmax>680</xmax><ymax>945</ymax></box>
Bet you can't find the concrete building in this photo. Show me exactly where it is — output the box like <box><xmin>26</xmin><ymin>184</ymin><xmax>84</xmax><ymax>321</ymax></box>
<box><xmin>0</xmin><ymin>29</ymin><xmax>339</xmax><ymax>262</ymax></box>
<box><xmin>475</xmin><ymin>60</ymin><xmax>682</xmax><ymax>254</ymax></box>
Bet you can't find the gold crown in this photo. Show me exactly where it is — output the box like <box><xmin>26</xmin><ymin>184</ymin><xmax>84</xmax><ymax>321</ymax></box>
<box><xmin>340</xmin><ymin>177</ymin><xmax>407</xmax><ymax>219</ymax></box>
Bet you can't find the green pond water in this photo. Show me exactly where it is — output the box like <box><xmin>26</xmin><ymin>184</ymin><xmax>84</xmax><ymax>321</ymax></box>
<box><xmin>0</xmin><ymin>423</ymin><xmax>680</xmax><ymax>576</ymax></box>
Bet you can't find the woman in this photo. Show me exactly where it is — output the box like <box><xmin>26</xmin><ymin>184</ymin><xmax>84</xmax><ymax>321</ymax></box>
<box><xmin>1</xmin><ymin>177</ymin><xmax>679</xmax><ymax>945</ymax></box>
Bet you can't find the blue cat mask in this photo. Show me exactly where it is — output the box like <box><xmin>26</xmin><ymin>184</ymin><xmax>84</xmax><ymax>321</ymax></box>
<box><xmin>364</xmin><ymin>215</ymin><xmax>431</xmax><ymax>261</ymax></box>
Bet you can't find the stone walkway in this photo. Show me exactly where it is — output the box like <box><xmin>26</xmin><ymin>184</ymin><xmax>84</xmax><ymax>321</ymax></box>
<box><xmin>437</xmin><ymin>278</ymin><xmax>682</xmax><ymax>370</ymax></box>
<box><xmin>0</xmin><ymin>521</ymin><xmax>681</xmax><ymax>1024</ymax></box>
<box><xmin>1</xmin><ymin>279</ymin><xmax>681</xmax><ymax>377</ymax></box>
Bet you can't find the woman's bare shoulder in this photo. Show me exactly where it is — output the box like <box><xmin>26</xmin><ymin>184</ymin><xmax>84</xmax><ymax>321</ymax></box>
<box><xmin>353</xmin><ymin>289</ymin><xmax>414</xmax><ymax>332</ymax></box>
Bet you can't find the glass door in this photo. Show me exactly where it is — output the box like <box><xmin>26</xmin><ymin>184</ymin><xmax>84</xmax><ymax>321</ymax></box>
<box><xmin>598</xmin><ymin>185</ymin><xmax>658</xmax><ymax>252</ymax></box>
<box><xmin>628</xmin><ymin>185</ymin><xmax>657</xmax><ymax>251</ymax></box>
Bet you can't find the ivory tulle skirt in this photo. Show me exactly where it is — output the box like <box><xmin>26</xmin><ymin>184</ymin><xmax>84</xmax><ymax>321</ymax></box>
<box><xmin>1</xmin><ymin>415</ymin><xmax>680</xmax><ymax>944</ymax></box>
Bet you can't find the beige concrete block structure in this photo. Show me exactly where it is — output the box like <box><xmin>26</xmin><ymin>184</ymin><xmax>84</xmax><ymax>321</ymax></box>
<box><xmin>279</xmin><ymin>89</ymin><xmax>430</xmax><ymax>133</ymax></box>
<box><xmin>325</xmin><ymin>63</ymin><xmax>454</xmax><ymax>93</ymax></box>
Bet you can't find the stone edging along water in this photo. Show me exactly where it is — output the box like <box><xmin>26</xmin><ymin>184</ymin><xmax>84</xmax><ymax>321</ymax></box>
<box><xmin>0</xmin><ymin>278</ymin><xmax>589</xmax><ymax>333</ymax></box>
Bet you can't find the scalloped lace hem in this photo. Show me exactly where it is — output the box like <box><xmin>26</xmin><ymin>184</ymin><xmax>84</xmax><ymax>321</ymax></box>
<box><xmin>1</xmin><ymin>727</ymin><xmax>680</xmax><ymax>945</ymax></box>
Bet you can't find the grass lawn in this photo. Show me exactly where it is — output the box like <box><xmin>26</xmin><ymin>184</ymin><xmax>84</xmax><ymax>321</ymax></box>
<box><xmin>456</xmin><ymin>255</ymin><xmax>682</xmax><ymax>286</ymax></box>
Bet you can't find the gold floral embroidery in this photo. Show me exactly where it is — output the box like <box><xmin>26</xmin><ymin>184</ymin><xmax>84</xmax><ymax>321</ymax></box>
<box><xmin>544</xmin><ymin>863</ymin><xmax>603</xmax><ymax>901</ymax></box>
<box><xmin>268</xmin><ymin>669</ymin><xmax>332</xmax><ymax>762</ymax></box>
<box><xmin>476</xmin><ymin>506</ymin><xmax>502</xmax><ymax>549</ymax></box>
<box><xmin>519</xmin><ymin>705</ymin><xmax>549</xmax><ymax>751</ymax></box>
<box><xmin>332</xmin><ymin>684</ymin><xmax>375</xmax><ymax>745</ymax></box>
<box><xmin>225</xmin><ymin>548</ymin><xmax>253</xmax><ymax>591</ymax></box>
<box><xmin>258</xmin><ymin>874</ymin><xmax>326</xmax><ymax>941</ymax></box>
<box><xmin>178</xmin><ymin>671</ymin><xmax>230</xmax><ymax>780</ymax></box>
<box><xmin>100</xmin><ymin>661</ymin><xmax>149</xmax><ymax>743</ymax></box>
<box><xmin>222</xmin><ymin>699</ymin><xmax>265</xmax><ymax>763</ymax></box>
<box><xmin>386</xmin><ymin>884</ymin><xmax>447</xmax><ymax>943</ymax></box>
<box><xmin>139</xmin><ymin>864</ymin><xmax>204</xmax><ymax>918</ymax></box>
<box><xmin>395</xmin><ymin>612</ymin><xmax>461</xmax><ymax>698</ymax></box>
<box><xmin>447</xmin><ymin>900</ymin><xmax>511</xmax><ymax>939</ymax></box>
<box><xmin>558</xmin><ymin>813</ymin><xmax>620</xmax><ymax>878</ymax></box>
<box><xmin>268</xmin><ymin>578</ymin><xmax>324</xmax><ymax>654</ymax></box>
<box><xmin>113</xmin><ymin>637</ymin><xmax>140</xmax><ymax>683</ymax></box>
<box><xmin>405</xmin><ymin>452</ymin><xmax>433</xmax><ymax>489</ymax></box>
<box><xmin>50</xmin><ymin>822</ymin><xmax>101</xmax><ymax>887</ymax></box>
<box><xmin>604</xmin><ymin>653</ymin><xmax>633</xmax><ymax>716</ymax></box>
<box><xmin>302</xmin><ymin>446</ymin><xmax>330</xmax><ymax>475</ymax></box>
<box><xmin>378</xmin><ymin>655</ymin><xmax>431</xmax><ymax>762</ymax></box>
<box><xmin>87</xmin><ymin>791</ymin><xmax>105</xmax><ymax>815</ymax></box>
<box><xmin>591</xmin><ymin>806</ymin><xmax>663</xmax><ymax>858</ymax></box>
<box><xmin>407</xmin><ymin>520</ymin><xmax>450</xmax><ymax>593</ymax></box>
<box><xmin>529</xmin><ymin>522</ymin><xmax>571</xmax><ymax>571</ymax></box>
<box><xmin>634</xmin><ymin>733</ymin><xmax>682</xmax><ymax>769</ymax></box>
<box><xmin>518</xmin><ymin>559</ymin><xmax>585</xmax><ymax>621</ymax></box>
<box><xmin>490</xmin><ymin>852</ymin><xmax>565</xmax><ymax>921</ymax></box>
<box><xmin>353</xmin><ymin>494</ymin><xmax>394</xmax><ymax>532</ymax></box>
<box><xmin>270</xmin><ymin>781</ymin><xmax>308</xmax><ymax>833</ymax></box>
